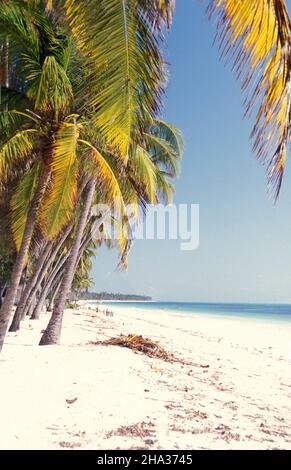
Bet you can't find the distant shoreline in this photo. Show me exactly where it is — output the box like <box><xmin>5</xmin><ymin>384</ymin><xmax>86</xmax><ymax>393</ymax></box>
<box><xmin>80</xmin><ymin>299</ymin><xmax>154</xmax><ymax>303</ymax></box>
<box><xmin>79</xmin><ymin>293</ymin><xmax>152</xmax><ymax>302</ymax></box>
<box><xmin>82</xmin><ymin>300</ymin><xmax>291</xmax><ymax>324</ymax></box>
<box><xmin>81</xmin><ymin>299</ymin><xmax>291</xmax><ymax>307</ymax></box>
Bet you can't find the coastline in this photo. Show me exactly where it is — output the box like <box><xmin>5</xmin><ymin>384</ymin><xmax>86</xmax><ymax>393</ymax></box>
<box><xmin>0</xmin><ymin>303</ymin><xmax>291</xmax><ymax>449</ymax></box>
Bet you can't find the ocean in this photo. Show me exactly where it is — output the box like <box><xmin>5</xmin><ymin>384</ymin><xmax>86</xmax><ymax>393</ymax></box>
<box><xmin>85</xmin><ymin>301</ymin><xmax>291</xmax><ymax>323</ymax></box>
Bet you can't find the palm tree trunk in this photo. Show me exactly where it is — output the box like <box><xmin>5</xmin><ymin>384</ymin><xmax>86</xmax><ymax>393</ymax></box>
<box><xmin>47</xmin><ymin>278</ymin><xmax>62</xmax><ymax>312</ymax></box>
<box><xmin>32</xmin><ymin>210</ymin><xmax>103</xmax><ymax>320</ymax></box>
<box><xmin>9</xmin><ymin>241</ymin><xmax>53</xmax><ymax>332</ymax></box>
<box><xmin>0</xmin><ymin>164</ymin><xmax>50</xmax><ymax>353</ymax></box>
<box><xmin>79</xmin><ymin>210</ymin><xmax>110</xmax><ymax>255</ymax></box>
<box><xmin>20</xmin><ymin>222</ymin><xmax>74</xmax><ymax>321</ymax></box>
<box><xmin>72</xmin><ymin>210</ymin><xmax>110</xmax><ymax>278</ymax></box>
<box><xmin>30</xmin><ymin>290</ymin><xmax>46</xmax><ymax>320</ymax></box>
<box><xmin>30</xmin><ymin>238</ymin><xmax>73</xmax><ymax>320</ymax></box>
<box><xmin>30</xmin><ymin>254</ymin><xmax>67</xmax><ymax>320</ymax></box>
<box><xmin>0</xmin><ymin>284</ymin><xmax>7</xmax><ymax>309</ymax></box>
<box><xmin>20</xmin><ymin>180</ymin><xmax>85</xmax><ymax>321</ymax></box>
<box><xmin>39</xmin><ymin>179</ymin><xmax>96</xmax><ymax>345</ymax></box>
<box><xmin>21</xmin><ymin>256</ymin><xmax>55</xmax><ymax>320</ymax></box>
<box><xmin>27</xmin><ymin>293</ymin><xmax>37</xmax><ymax>318</ymax></box>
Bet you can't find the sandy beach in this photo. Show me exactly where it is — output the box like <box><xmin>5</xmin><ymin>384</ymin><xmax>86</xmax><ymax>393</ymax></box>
<box><xmin>0</xmin><ymin>303</ymin><xmax>291</xmax><ymax>450</ymax></box>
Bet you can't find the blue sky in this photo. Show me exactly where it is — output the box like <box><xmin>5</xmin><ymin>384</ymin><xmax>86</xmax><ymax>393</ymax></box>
<box><xmin>91</xmin><ymin>0</ymin><xmax>291</xmax><ymax>303</ymax></box>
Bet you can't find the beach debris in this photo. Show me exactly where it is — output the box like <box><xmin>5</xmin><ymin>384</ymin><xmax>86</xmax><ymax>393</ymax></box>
<box><xmin>65</xmin><ymin>397</ymin><xmax>78</xmax><ymax>405</ymax></box>
<box><xmin>106</xmin><ymin>421</ymin><xmax>156</xmax><ymax>440</ymax></box>
<box><xmin>93</xmin><ymin>334</ymin><xmax>209</xmax><ymax>368</ymax></box>
<box><xmin>59</xmin><ymin>441</ymin><xmax>81</xmax><ymax>448</ymax></box>
<box><xmin>95</xmin><ymin>334</ymin><xmax>175</xmax><ymax>361</ymax></box>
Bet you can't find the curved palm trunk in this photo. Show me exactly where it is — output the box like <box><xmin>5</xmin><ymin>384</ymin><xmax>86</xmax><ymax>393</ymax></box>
<box><xmin>32</xmin><ymin>211</ymin><xmax>105</xmax><ymax>320</ymax></box>
<box><xmin>21</xmin><ymin>261</ymin><xmax>52</xmax><ymax>320</ymax></box>
<box><xmin>9</xmin><ymin>241</ymin><xmax>53</xmax><ymax>332</ymax></box>
<box><xmin>20</xmin><ymin>222</ymin><xmax>74</xmax><ymax>321</ymax></box>
<box><xmin>21</xmin><ymin>290</ymin><xmax>36</xmax><ymax>320</ymax></box>
<box><xmin>79</xmin><ymin>210</ymin><xmax>110</xmax><ymax>255</ymax></box>
<box><xmin>71</xmin><ymin>210</ymin><xmax>110</xmax><ymax>285</ymax></box>
<box><xmin>32</xmin><ymin>268</ymin><xmax>64</xmax><ymax>319</ymax></box>
<box><xmin>30</xmin><ymin>250</ymin><xmax>69</xmax><ymax>320</ymax></box>
<box><xmin>0</xmin><ymin>164</ymin><xmax>51</xmax><ymax>353</ymax></box>
<box><xmin>27</xmin><ymin>294</ymin><xmax>37</xmax><ymax>318</ymax></box>
<box><xmin>47</xmin><ymin>278</ymin><xmax>62</xmax><ymax>312</ymax></box>
<box><xmin>40</xmin><ymin>179</ymin><xmax>96</xmax><ymax>345</ymax></box>
<box><xmin>0</xmin><ymin>284</ymin><xmax>7</xmax><ymax>309</ymax></box>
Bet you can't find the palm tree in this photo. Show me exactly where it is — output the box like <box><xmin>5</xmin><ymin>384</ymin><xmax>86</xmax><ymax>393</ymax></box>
<box><xmin>0</xmin><ymin>1</ymin><xmax>77</xmax><ymax>351</ymax></box>
<box><xmin>8</xmin><ymin>222</ymin><xmax>73</xmax><ymax>331</ymax></box>
<box><xmin>39</xmin><ymin>119</ymin><xmax>182</xmax><ymax>345</ymax></box>
<box><xmin>70</xmin><ymin>0</ymin><xmax>291</xmax><ymax>196</ymax></box>
<box><xmin>0</xmin><ymin>190</ymin><xmax>14</xmax><ymax>308</ymax></box>
<box><xmin>39</xmin><ymin>179</ymin><xmax>97</xmax><ymax>344</ymax></box>
<box><xmin>0</xmin><ymin>0</ymin><xmax>170</xmax><ymax>351</ymax></box>
<box><xmin>1</xmin><ymin>0</ymin><xmax>290</xmax><ymax>351</ymax></box>
<box><xmin>64</xmin><ymin>0</ymin><xmax>168</xmax><ymax>160</ymax></box>
<box><xmin>72</xmin><ymin>246</ymin><xmax>95</xmax><ymax>298</ymax></box>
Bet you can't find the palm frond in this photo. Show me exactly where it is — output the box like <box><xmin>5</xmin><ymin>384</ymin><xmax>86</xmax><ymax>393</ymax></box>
<box><xmin>130</xmin><ymin>145</ymin><xmax>157</xmax><ymax>204</ymax></box>
<box><xmin>152</xmin><ymin>120</ymin><xmax>183</xmax><ymax>157</ymax></box>
<box><xmin>208</xmin><ymin>0</ymin><xmax>291</xmax><ymax>198</ymax></box>
<box><xmin>46</xmin><ymin>0</ymin><xmax>53</xmax><ymax>12</ymax></box>
<box><xmin>138</xmin><ymin>0</ymin><xmax>175</xmax><ymax>30</ymax></box>
<box><xmin>0</xmin><ymin>128</ymin><xmax>37</xmax><ymax>184</ymax></box>
<box><xmin>0</xmin><ymin>110</ymin><xmax>25</xmax><ymax>140</ymax></box>
<box><xmin>0</xmin><ymin>0</ymin><xmax>73</xmax><ymax>116</ymax></box>
<box><xmin>41</xmin><ymin>121</ymin><xmax>79</xmax><ymax>239</ymax></box>
<box><xmin>79</xmin><ymin>139</ymin><xmax>126</xmax><ymax>211</ymax></box>
<box><xmin>65</xmin><ymin>0</ymin><xmax>166</xmax><ymax>159</ymax></box>
<box><xmin>0</xmin><ymin>109</ymin><xmax>39</xmax><ymax>134</ymax></box>
<box><xmin>145</xmin><ymin>120</ymin><xmax>183</xmax><ymax>178</ymax></box>
<box><xmin>27</xmin><ymin>55</ymin><xmax>73</xmax><ymax>117</ymax></box>
<box><xmin>156</xmin><ymin>170</ymin><xmax>175</xmax><ymax>204</ymax></box>
<box><xmin>0</xmin><ymin>1</ymin><xmax>40</xmax><ymax>63</ymax></box>
<box><xmin>156</xmin><ymin>0</ymin><xmax>175</xmax><ymax>28</ymax></box>
<box><xmin>145</xmin><ymin>133</ymin><xmax>180</xmax><ymax>177</ymax></box>
<box><xmin>10</xmin><ymin>161</ymin><xmax>40</xmax><ymax>252</ymax></box>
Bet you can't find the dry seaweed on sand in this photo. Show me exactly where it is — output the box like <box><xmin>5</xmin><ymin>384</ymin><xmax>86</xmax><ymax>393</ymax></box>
<box><xmin>94</xmin><ymin>334</ymin><xmax>176</xmax><ymax>362</ymax></box>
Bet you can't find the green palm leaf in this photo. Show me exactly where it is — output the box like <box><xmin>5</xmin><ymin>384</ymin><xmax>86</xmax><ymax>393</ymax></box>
<box><xmin>138</xmin><ymin>0</ymin><xmax>175</xmax><ymax>29</ymax></box>
<box><xmin>65</xmin><ymin>0</ymin><xmax>166</xmax><ymax>159</ymax></box>
<box><xmin>152</xmin><ymin>120</ymin><xmax>183</xmax><ymax>158</ymax></box>
<box><xmin>145</xmin><ymin>120</ymin><xmax>183</xmax><ymax>178</ymax></box>
<box><xmin>130</xmin><ymin>145</ymin><xmax>157</xmax><ymax>204</ymax></box>
<box><xmin>79</xmin><ymin>139</ymin><xmax>126</xmax><ymax>211</ymax></box>
<box><xmin>0</xmin><ymin>128</ymin><xmax>37</xmax><ymax>184</ymax></box>
<box><xmin>145</xmin><ymin>133</ymin><xmax>180</xmax><ymax>177</ymax></box>
<box><xmin>10</xmin><ymin>161</ymin><xmax>40</xmax><ymax>252</ymax></box>
<box><xmin>41</xmin><ymin>121</ymin><xmax>79</xmax><ymax>239</ymax></box>
<box><xmin>156</xmin><ymin>170</ymin><xmax>175</xmax><ymax>204</ymax></box>
<box><xmin>27</xmin><ymin>56</ymin><xmax>73</xmax><ymax>118</ymax></box>
<box><xmin>0</xmin><ymin>2</ymin><xmax>40</xmax><ymax>63</ymax></box>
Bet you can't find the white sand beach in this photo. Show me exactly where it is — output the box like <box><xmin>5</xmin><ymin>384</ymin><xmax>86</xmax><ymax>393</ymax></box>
<box><xmin>0</xmin><ymin>304</ymin><xmax>291</xmax><ymax>450</ymax></box>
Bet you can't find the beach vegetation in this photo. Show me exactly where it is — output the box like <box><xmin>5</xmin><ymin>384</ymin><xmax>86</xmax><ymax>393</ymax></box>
<box><xmin>0</xmin><ymin>0</ymin><xmax>290</xmax><ymax>351</ymax></box>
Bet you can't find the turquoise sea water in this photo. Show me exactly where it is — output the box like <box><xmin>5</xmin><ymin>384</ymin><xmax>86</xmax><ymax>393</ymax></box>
<box><xmin>86</xmin><ymin>301</ymin><xmax>291</xmax><ymax>324</ymax></box>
